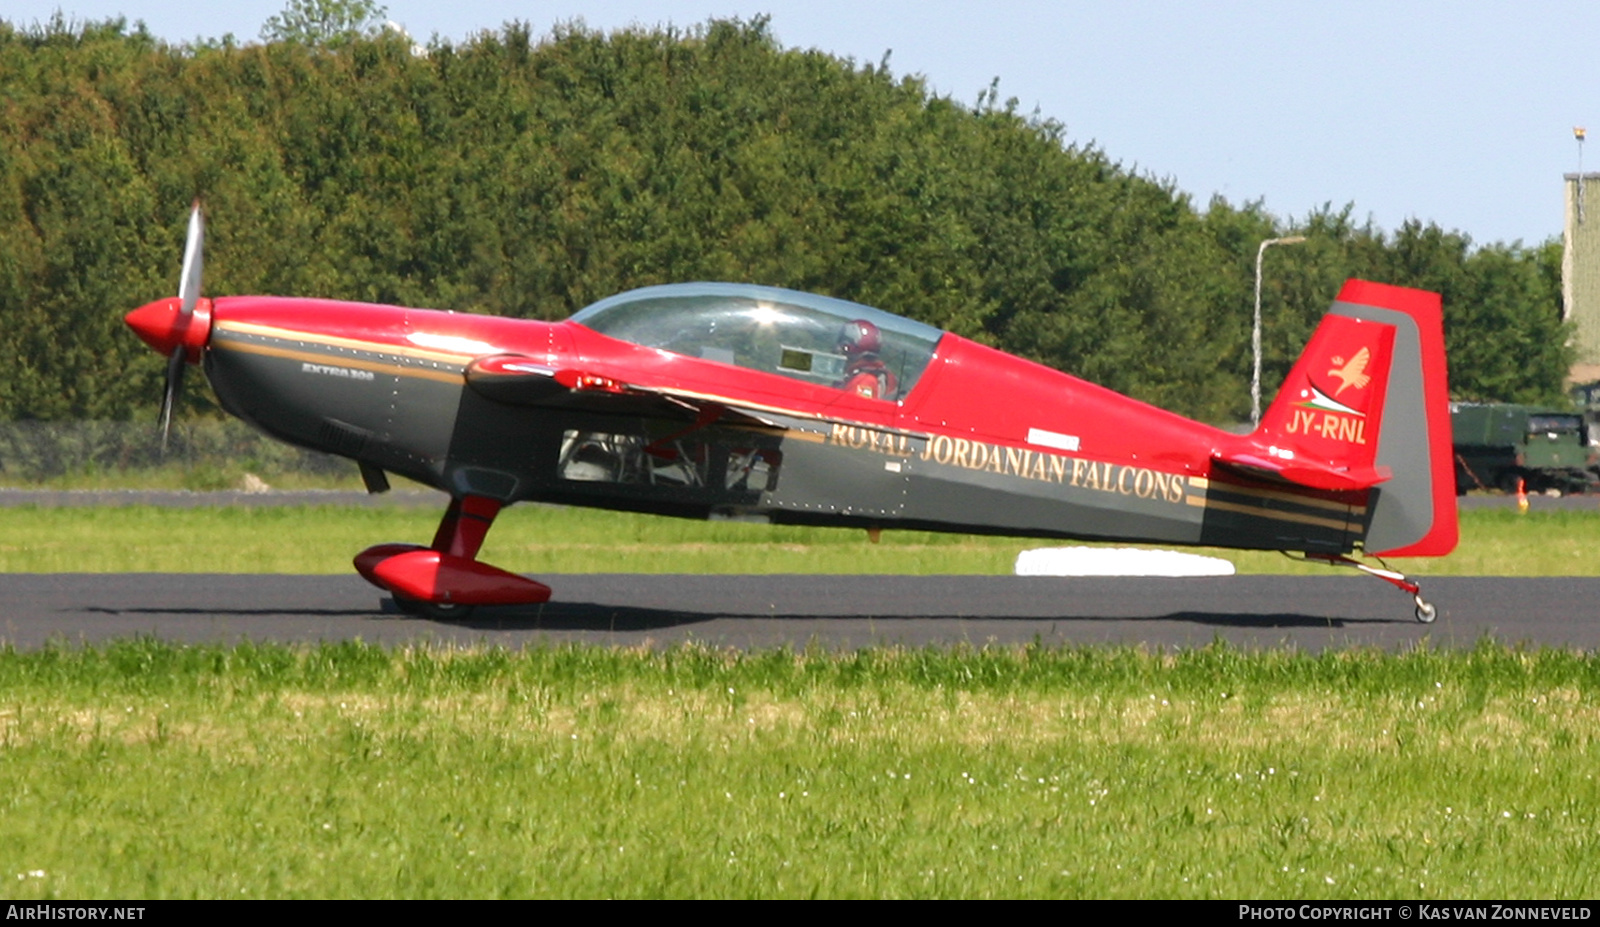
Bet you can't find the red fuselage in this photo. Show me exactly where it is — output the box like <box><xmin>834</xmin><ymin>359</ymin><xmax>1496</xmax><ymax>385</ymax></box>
<box><xmin>129</xmin><ymin>287</ymin><xmax>1373</xmax><ymax>555</ymax></box>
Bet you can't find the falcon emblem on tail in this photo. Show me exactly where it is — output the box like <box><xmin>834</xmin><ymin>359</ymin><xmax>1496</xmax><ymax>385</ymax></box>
<box><xmin>1328</xmin><ymin>347</ymin><xmax>1371</xmax><ymax>396</ymax></box>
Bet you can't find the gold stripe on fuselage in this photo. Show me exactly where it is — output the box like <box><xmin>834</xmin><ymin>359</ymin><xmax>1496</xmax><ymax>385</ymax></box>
<box><xmin>1184</xmin><ymin>493</ymin><xmax>1359</xmax><ymax>533</ymax></box>
<box><xmin>214</xmin><ymin>337</ymin><xmax>465</xmax><ymax>385</ymax></box>
<box><xmin>216</xmin><ymin>320</ymin><xmax>476</xmax><ymax>366</ymax></box>
<box><xmin>778</xmin><ymin>429</ymin><xmax>828</xmax><ymax>444</ymax></box>
<box><xmin>1187</xmin><ymin>475</ymin><xmax>1366</xmax><ymax>515</ymax></box>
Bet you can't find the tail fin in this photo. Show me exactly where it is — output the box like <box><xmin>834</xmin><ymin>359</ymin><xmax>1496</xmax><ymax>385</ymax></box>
<box><xmin>1232</xmin><ymin>279</ymin><xmax>1457</xmax><ymax>557</ymax></box>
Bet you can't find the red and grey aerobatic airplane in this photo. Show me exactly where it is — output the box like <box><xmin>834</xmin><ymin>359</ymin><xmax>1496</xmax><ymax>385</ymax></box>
<box><xmin>126</xmin><ymin>206</ymin><xmax>1456</xmax><ymax>621</ymax></box>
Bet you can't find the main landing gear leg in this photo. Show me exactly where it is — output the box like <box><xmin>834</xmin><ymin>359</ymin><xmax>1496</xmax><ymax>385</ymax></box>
<box><xmin>432</xmin><ymin>495</ymin><xmax>499</xmax><ymax>562</ymax></box>
<box><xmin>1306</xmin><ymin>553</ymin><xmax>1436</xmax><ymax>624</ymax></box>
<box><xmin>353</xmin><ymin>495</ymin><xmax>552</xmax><ymax>621</ymax></box>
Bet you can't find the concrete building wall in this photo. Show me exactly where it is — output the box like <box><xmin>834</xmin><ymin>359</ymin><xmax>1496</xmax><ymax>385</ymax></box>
<box><xmin>1563</xmin><ymin>172</ymin><xmax>1600</xmax><ymax>381</ymax></box>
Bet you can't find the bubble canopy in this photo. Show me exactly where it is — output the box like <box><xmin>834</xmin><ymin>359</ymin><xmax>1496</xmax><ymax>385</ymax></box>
<box><xmin>569</xmin><ymin>283</ymin><xmax>944</xmax><ymax>401</ymax></box>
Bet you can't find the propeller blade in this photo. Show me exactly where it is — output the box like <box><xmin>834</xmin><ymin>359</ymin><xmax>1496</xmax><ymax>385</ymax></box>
<box><xmin>159</xmin><ymin>345</ymin><xmax>186</xmax><ymax>455</ymax></box>
<box><xmin>177</xmin><ymin>202</ymin><xmax>203</xmax><ymax>321</ymax></box>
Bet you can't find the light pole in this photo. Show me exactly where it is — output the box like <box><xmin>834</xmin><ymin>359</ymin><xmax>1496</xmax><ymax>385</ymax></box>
<box><xmin>1252</xmin><ymin>235</ymin><xmax>1306</xmax><ymax>426</ymax></box>
<box><xmin>1577</xmin><ymin>126</ymin><xmax>1587</xmax><ymax>224</ymax></box>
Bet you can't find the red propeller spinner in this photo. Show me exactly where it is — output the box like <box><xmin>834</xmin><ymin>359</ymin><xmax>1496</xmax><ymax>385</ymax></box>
<box><xmin>125</xmin><ymin>294</ymin><xmax>212</xmax><ymax>361</ymax></box>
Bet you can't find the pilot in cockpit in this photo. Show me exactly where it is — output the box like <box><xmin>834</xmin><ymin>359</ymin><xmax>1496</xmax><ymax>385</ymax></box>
<box><xmin>836</xmin><ymin>319</ymin><xmax>897</xmax><ymax>400</ymax></box>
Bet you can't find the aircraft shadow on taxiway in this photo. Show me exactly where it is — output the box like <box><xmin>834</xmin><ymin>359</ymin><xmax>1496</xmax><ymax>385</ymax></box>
<box><xmin>85</xmin><ymin>606</ymin><xmax>385</xmax><ymax>619</ymax></box>
<box><xmin>379</xmin><ymin>599</ymin><xmax>1376</xmax><ymax>632</ymax></box>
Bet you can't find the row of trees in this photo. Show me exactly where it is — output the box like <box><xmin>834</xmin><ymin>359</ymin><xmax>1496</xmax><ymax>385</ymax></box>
<box><xmin>0</xmin><ymin>14</ymin><xmax>1572</xmax><ymax>424</ymax></box>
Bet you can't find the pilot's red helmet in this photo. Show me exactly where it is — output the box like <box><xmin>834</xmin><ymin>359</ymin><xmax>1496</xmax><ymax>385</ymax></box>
<box><xmin>838</xmin><ymin>319</ymin><xmax>882</xmax><ymax>355</ymax></box>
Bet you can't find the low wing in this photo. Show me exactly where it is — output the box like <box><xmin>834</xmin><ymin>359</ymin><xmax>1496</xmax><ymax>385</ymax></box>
<box><xmin>463</xmin><ymin>354</ymin><xmax>782</xmax><ymax>430</ymax></box>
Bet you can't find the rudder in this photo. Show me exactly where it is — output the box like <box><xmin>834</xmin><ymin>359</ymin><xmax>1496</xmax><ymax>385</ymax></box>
<box><xmin>1253</xmin><ymin>279</ymin><xmax>1457</xmax><ymax>557</ymax></box>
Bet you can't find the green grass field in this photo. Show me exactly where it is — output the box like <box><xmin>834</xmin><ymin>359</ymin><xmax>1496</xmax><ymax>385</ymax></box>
<box><xmin>1</xmin><ymin>503</ymin><xmax>1597</xmax><ymax>575</ymax></box>
<box><xmin>1</xmin><ymin>641</ymin><xmax>1595</xmax><ymax>899</ymax></box>
<box><xmin>4</xmin><ymin>498</ymin><xmax>1597</xmax><ymax>898</ymax></box>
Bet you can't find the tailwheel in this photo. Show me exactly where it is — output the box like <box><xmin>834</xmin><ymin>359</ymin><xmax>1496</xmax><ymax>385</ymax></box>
<box><xmin>393</xmin><ymin>596</ymin><xmax>477</xmax><ymax>622</ymax></box>
<box><xmin>1301</xmin><ymin>552</ymin><xmax>1437</xmax><ymax>623</ymax></box>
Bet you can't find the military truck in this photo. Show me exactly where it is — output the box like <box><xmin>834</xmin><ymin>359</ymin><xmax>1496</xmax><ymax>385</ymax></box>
<box><xmin>1451</xmin><ymin>403</ymin><xmax>1597</xmax><ymax>495</ymax></box>
<box><xmin>1571</xmin><ymin>380</ymin><xmax>1600</xmax><ymax>448</ymax></box>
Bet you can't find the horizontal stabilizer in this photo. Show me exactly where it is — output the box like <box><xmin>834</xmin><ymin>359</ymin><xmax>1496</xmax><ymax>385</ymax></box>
<box><xmin>1211</xmin><ymin>450</ymin><xmax>1391</xmax><ymax>492</ymax></box>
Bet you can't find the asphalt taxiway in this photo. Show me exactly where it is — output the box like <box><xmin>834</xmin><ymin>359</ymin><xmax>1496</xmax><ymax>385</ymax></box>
<box><xmin>3</xmin><ymin>490</ymin><xmax>1594</xmax><ymax>651</ymax></box>
<box><xmin>3</xmin><ymin>573</ymin><xmax>1595</xmax><ymax>651</ymax></box>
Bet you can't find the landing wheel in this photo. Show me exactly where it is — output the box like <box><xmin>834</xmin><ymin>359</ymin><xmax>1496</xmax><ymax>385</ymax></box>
<box><xmin>1413</xmin><ymin>596</ymin><xmax>1437</xmax><ymax>624</ymax></box>
<box><xmin>394</xmin><ymin>596</ymin><xmax>477</xmax><ymax>622</ymax></box>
